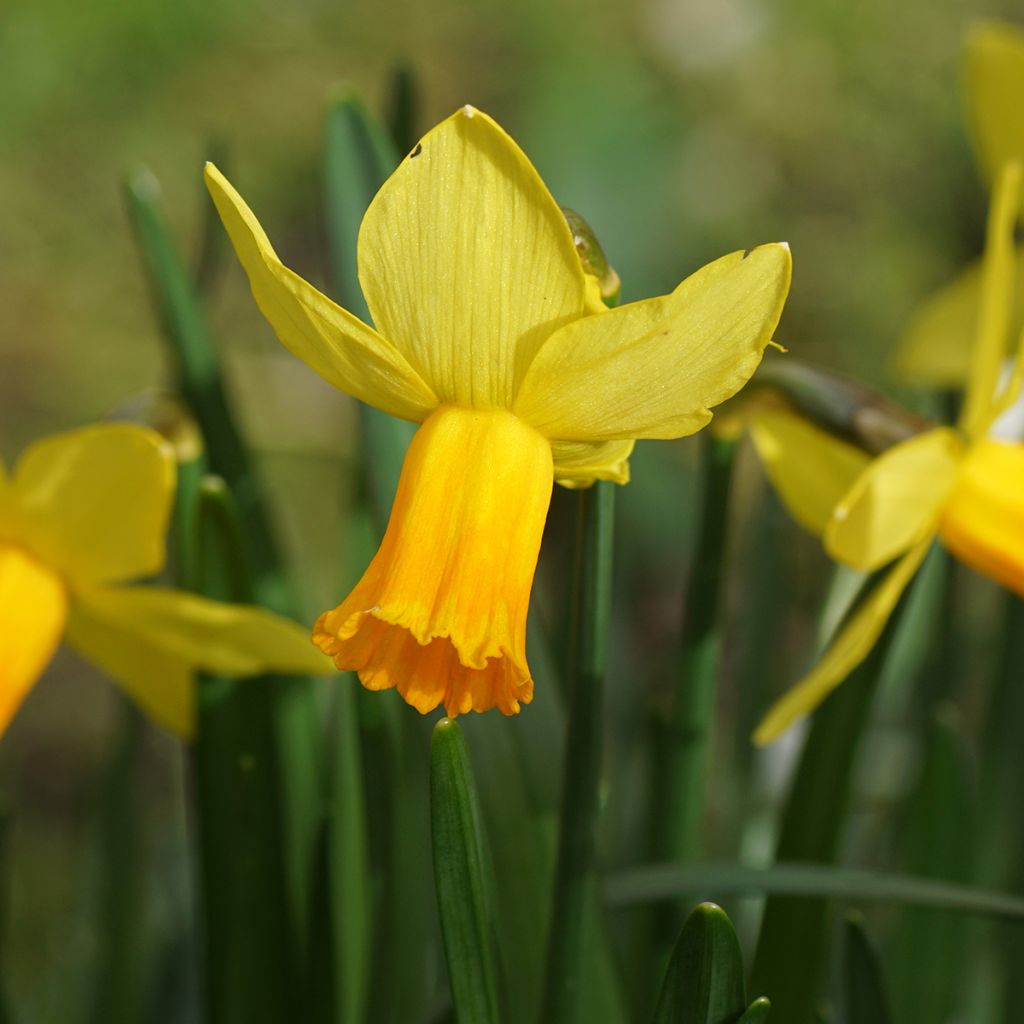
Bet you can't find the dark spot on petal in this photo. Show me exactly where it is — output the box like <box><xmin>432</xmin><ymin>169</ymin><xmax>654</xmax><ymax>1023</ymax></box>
<box><xmin>410</xmin><ymin>143</ymin><xmax>423</xmax><ymax>158</ymax></box>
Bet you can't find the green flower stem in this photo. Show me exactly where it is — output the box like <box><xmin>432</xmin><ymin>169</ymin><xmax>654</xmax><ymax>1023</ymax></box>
<box><xmin>654</xmin><ymin>434</ymin><xmax>737</xmax><ymax>865</ymax></box>
<box><xmin>541</xmin><ymin>480</ymin><xmax>616</xmax><ymax>1024</ymax></box>
<box><xmin>748</xmin><ymin>566</ymin><xmax>917</xmax><ymax>1023</ymax></box>
<box><xmin>430</xmin><ymin>719</ymin><xmax>501</xmax><ymax>1024</ymax></box>
<box><xmin>88</xmin><ymin>704</ymin><xmax>147</xmax><ymax>1024</ymax></box>
<box><xmin>187</xmin><ymin>477</ymin><xmax>301</xmax><ymax>1024</ymax></box>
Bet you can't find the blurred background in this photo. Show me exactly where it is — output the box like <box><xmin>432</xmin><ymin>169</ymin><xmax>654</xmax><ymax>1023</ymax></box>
<box><xmin>0</xmin><ymin>0</ymin><xmax>1018</xmax><ymax>1018</ymax></box>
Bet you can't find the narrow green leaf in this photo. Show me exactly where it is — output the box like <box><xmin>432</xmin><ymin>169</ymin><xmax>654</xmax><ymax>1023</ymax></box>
<box><xmin>192</xmin><ymin>136</ymin><xmax>230</xmax><ymax>295</ymax></box>
<box><xmin>890</xmin><ymin>706</ymin><xmax>973</xmax><ymax>1024</ymax></box>
<box><xmin>386</xmin><ymin>65</ymin><xmax>419</xmax><ymax>156</ymax></box>
<box><xmin>322</xmin><ymin>88</ymin><xmax>415</xmax><ymax>533</ymax></box>
<box><xmin>653</xmin><ymin>434</ymin><xmax>737</xmax><ymax>865</ymax></box>
<box><xmin>127</xmin><ymin>166</ymin><xmax>324</xmax><ymax>1000</ymax></box>
<box><xmin>748</xmin><ymin>564</ymin><xmax>918</xmax><ymax>1023</ymax></box>
<box><xmin>123</xmin><ymin>168</ymin><xmax>289</xmax><ymax>612</ymax></box>
<box><xmin>843</xmin><ymin>913</ymin><xmax>892</xmax><ymax>1024</ymax></box>
<box><xmin>653</xmin><ymin>902</ymin><xmax>746</xmax><ymax>1024</ymax></box>
<box><xmin>606</xmin><ymin>861</ymin><xmax>1024</xmax><ymax>919</ymax></box>
<box><xmin>737</xmin><ymin>998</ymin><xmax>771</xmax><ymax>1023</ymax></box>
<box><xmin>87</xmin><ymin>704</ymin><xmax>147</xmax><ymax>1024</ymax></box>
<box><xmin>542</xmin><ymin>481</ymin><xmax>623</xmax><ymax>1024</ymax></box>
<box><xmin>430</xmin><ymin>719</ymin><xmax>501</xmax><ymax>1024</ymax></box>
<box><xmin>187</xmin><ymin>476</ymin><xmax>300</xmax><ymax>1024</ymax></box>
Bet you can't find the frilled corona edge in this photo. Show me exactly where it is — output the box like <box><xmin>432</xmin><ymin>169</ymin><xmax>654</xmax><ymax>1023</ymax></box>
<box><xmin>313</xmin><ymin>405</ymin><xmax>553</xmax><ymax>716</ymax></box>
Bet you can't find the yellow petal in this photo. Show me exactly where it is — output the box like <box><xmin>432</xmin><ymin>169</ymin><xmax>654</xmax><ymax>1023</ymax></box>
<box><xmin>314</xmin><ymin>406</ymin><xmax>552</xmax><ymax>716</ymax></box>
<box><xmin>893</xmin><ymin>250</ymin><xmax>1024</xmax><ymax>387</ymax></box>
<box><xmin>65</xmin><ymin>597</ymin><xmax>195</xmax><ymax>736</ymax></box>
<box><xmin>66</xmin><ymin>585</ymin><xmax>332</xmax><ymax>737</ymax></box>
<box><xmin>939</xmin><ymin>439</ymin><xmax>1024</xmax><ymax>596</ymax></box>
<box><xmin>552</xmin><ymin>438</ymin><xmax>634</xmax><ymax>488</ymax></box>
<box><xmin>824</xmin><ymin>428</ymin><xmax>960</xmax><ymax>571</ymax></box>
<box><xmin>513</xmin><ymin>243</ymin><xmax>792</xmax><ymax>440</ymax></box>
<box><xmin>12</xmin><ymin>424</ymin><xmax>174</xmax><ymax>585</ymax></box>
<box><xmin>961</xmin><ymin>160</ymin><xmax>1021</xmax><ymax>440</ymax></box>
<box><xmin>0</xmin><ymin>544</ymin><xmax>67</xmax><ymax>734</ymax></box>
<box><xmin>357</xmin><ymin>106</ymin><xmax>587</xmax><ymax>407</ymax></box>
<box><xmin>204</xmin><ymin>163</ymin><xmax>438</xmax><ymax>422</ymax></box>
<box><xmin>965</xmin><ymin>22</ymin><xmax>1024</xmax><ymax>183</ymax></box>
<box><xmin>753</xmin><ymin>539</ymin><xmax>930</xmax><ymax>744</ymax></box>
<box><xmin>748</xmin><ymin>408</ymin><xmax>871</xmax><ymax>536</ymax></box>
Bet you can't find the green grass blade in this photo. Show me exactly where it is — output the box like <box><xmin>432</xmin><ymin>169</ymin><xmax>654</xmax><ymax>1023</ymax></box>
<box><xmin>652</xmin><ymin>902</ymin><xmax>746</xmax><ymax>1024</ymax></box>
<box><xmin>192</xmin><ymin>136</ymin><xmax>230</xmax><ymax>295</ymax></box>
<box><xmin>127</xmin><ymin>165</ymin><xmax>324</xmax><ymax>999</ymax></box>
<box><xmin>889</xmin><ymin>706</ymin><xmax>973</xmax><ymax>1023</ymax></box>
<box><xmin>541</xmin><ymin>481</ymin><xmax>620</xmax><ymax>1024</ymax></box>
<box><xmin>653</xmin><ymin>435</ymin><xmax>736</xmax><ymax>864</ymax></box>
<box><xmin>843</xmin><ymin>913</ymin><xmax>892</xmax><ymax>1024</ymax></box>
<box><xmin>87</xmin><ymin>704</ymin><xmax>147</xmax><ymax>1024</ymax></box>
<box><xmin>322</xmin><ymin>89</ymin><xmax>415</xmax><ymax>531</ymax></box>
<box><xmin>430</xmin><ymin>719</ymin><xmax>501</xmax><ymax>1024</ymax></box>
<box><xmin>748</xmin><ymin>565</ymin><xmax>917</xmax><ymax>1023</ymax></box>
<box><xmin>386</xmin><ymin>66</ymin><xmax>419</xmax><ymax>156</ymax></box>
<box><xmin>123</xmin><ymin>169</ymin><xmax>289</xmax><ymax>612</ymax></box>
<box><xmin>186</xmin><ymin>476</ymin><xmax>302</xmax><ymax>1023</ymax></box>
<box><xmin>606</xmin><ymin>862</ymin><xmax>1024</xmax><ymax>919</ymax></box>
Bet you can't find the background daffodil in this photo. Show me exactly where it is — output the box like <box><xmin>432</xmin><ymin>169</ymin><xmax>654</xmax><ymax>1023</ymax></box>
<box><xmin>750</xmin><ymin>160</ymin><xmax>1024</xmax><ymax>744</ymax></box>
<box><xmin>205</xmin><ymin>105</ymin><xmax>792</xmax><ymax>718</ymax></box>
<box><xmin>0</xmin><ymin>422</ymin><xmax>329</xmax><ymax>736</ymax></box>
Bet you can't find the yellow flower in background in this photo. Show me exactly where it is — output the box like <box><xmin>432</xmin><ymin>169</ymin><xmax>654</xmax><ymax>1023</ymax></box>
<box><xmin>895</xmin><ymin>21</ymin><xmax>1024</xmax><ymax>387</ymax></box>
<box><xmin>751</xmin><ymin>161</ymin><xmax>1024</xmax><ymax>744</ymax></box>
<box><xmin>206</xmin><ymin>105</ymin><xmax>792</xmax><ymax>718</ymax></box>
<box><xmin>0</xmin><ymin>423</ymin><xmax>329</xmax><ymax>736</ymax></box>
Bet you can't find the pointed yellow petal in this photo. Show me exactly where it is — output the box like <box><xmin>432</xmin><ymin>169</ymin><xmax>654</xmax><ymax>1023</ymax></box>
<box><xmin>357</xmin><ymin>106</ymin><xmax>587</xmax><ymax>407</ymax></box>
<box><xmin>513</xmin><ymin>244</ymin><xmax>792</xmax><ymax>440</ymax></box>
<box><xmin>753</xmin><ymin>539</ymin><xmax>930</xmax><ymax>744</ymax></box>
<box><xmin>824</xmin><ymin>428</ymin><xmax>960</xmax><ymax>571</ymax></box>
<box><xmin>961</xmin><ymin>160</ymin><xmax>1021</xmax><ymax>440</ymax></box>
<box><xmin>748</xmin><ymin>408</ymin><xmax>871</xmax><ymax>536</ymax></box>
<box><xmin>314</xmin><ymin>406</ymin><xmax>551</xmax><ymax>716</ymax></box>
<box><xmin>73</xmin><ymin>585</ymin><xmax>331</xmax><ymax>678</ymax></box>
<box><xmin>12</xmin><ymin>424</ymin><xmax>174</xmax><ymax>585</ymax></box>
<box><xmin>0</xmin><ymin>545</ymin><xmax>67</xmax><ymax>734</ymax></box>
<box><xmin>204</xmin><ymin>163</ymin><xmax>438</xmax><ymax>422</ymax></box>
<box><xmin>966</xmin><ymin>22</ymin><xmax>1024</xmax><ymax>183</ymax></box>
<box><xmin>65</xmin><ymin>584</ymin><xmax>333</xmax><ymax>737</ymax></box>
<box><xmin>939</xmin><ymin>439</ymin><xmax>1024</xmax><ymax>596</ymax></box>
<box><xmin>552</xmin><ymin>438</ymin><xmax>634</xmax><ymax>488</ymax></box>
<box><xmin>65</xmin><ymin>598</ymin><xmax>195</xmax><ymax>736</ymax></box>
<box><xmin>893</xmin><ymin>249</ymin><xmax>1024</xmax><ymax>387</ymax></box>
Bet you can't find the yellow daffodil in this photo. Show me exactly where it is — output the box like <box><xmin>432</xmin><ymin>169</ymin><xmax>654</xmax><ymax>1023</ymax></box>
<box><xmin>206</xmin><ymin>105</ymin><xmax>792</xmax><ymax>717</ymax></box>
<box><xmin>0</xmin><ymin>422</ymin><xmax>329</xmax><ymax>736</ymax></box>
<box><xmin>895</xmin><ymin>21</ymin><xmax>1024</xmax><ymax>387</ymax></box>
<box><xmin>751</xmin><ymin>161</ymin><xmax>1024</xmax><ymax>744</ymax></box>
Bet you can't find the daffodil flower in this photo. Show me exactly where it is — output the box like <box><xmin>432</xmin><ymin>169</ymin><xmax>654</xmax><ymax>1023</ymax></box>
<box><xmin>895</xmin><ymin>20</ymin><xmax>1024</xmax><ymax>388</ymax></box>
<box><xmin>0</xmin><ymin>422</ymin><xmax>329</xmax><ymax>736</ymax></box>
<box><xmin>751</xmin><ymin>161</ymin><xmax>1024</xmax><ymax>744</ymax></box>
<box><xmin>206</xmin><ymin>105</ymin><xmax>791</xmax><ymax>717</ymax></box>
